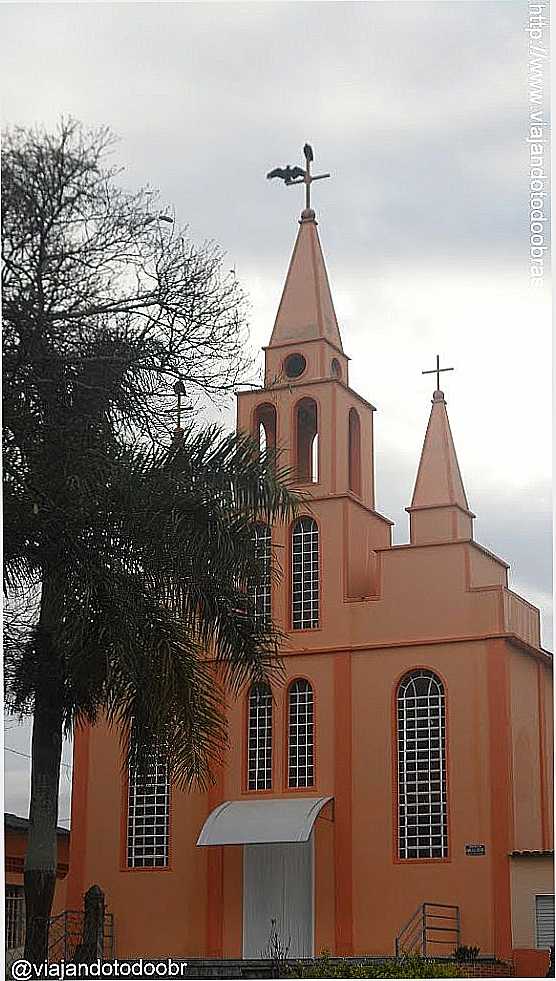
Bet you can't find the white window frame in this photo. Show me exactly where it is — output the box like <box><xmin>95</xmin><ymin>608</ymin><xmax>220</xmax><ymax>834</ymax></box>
<box><xmin>397</xmin><ymin>669</ymin><xmax>448</xmax><ymax>860</ymax></box>
<box><xmin>127</xmin><ymin>744</ymin><xmax>170</xmax><ymax>868</ymax></box>
<box><xmin>247</xmin><ymin>683</ymin><xmax>273</xmax><ymax>790</ymax></box>
<box><xmin>251</xmin><ymin>523</ymin><xmax>271</xmax><ymax>627</ymax></box>
<box><xmin>288</xmin><ymin>679</ymin><xmax>315</xmax><ymax>788</ymax></box>
<box><xmin>292</xmin><ymin>517</ymin><xmax>319</xmax><ymax>630</ymax></box>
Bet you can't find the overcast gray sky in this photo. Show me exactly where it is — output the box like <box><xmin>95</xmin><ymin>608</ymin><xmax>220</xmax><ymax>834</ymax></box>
<box><xmin>1</xmin><ymin>1</ymin><xmax>551</xmax><ymax>823</ymax></box>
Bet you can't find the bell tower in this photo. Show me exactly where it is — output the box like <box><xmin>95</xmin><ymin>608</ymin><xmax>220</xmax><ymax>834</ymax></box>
<box><xmin>238</xmin><ymin>203</ymin><xmax>376</xmax><ymax>507</ymax></box>
<box><xmin>237</xmin><ymin>149</ymin><xmax>392</xmax><ymax>617</ymax></box>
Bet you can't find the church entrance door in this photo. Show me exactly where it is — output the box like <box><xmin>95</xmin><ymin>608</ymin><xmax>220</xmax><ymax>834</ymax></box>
<box><xmin>242</xmin><ymin>839</ymin><xmax>314</xmax><ymax>958</ymax></box>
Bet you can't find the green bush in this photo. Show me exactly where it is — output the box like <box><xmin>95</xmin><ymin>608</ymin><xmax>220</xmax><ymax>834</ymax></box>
<box><xmin>288</xmin><ymin>952</ymin><xmax>463</xmax><ymax>978</ymax></box>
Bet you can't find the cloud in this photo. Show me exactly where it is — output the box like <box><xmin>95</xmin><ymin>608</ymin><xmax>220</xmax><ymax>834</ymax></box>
<box><xmin>1</xmin><ymin>0</ymin><xmax>550</xmax><ymax>819</ymax></box>
<box><xmin>0</xmin><ymin>1</ymin><xmax>534</xmax><ymax>264</ymax></box>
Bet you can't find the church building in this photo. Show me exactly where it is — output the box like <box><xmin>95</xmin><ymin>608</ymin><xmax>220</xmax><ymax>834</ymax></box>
<box><xmin>64</xmin><ymin>180</ymin><xmax>553</xmax><ymax>977</ymax></box>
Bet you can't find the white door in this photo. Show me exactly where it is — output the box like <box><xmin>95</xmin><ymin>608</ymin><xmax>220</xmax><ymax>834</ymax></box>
<box><xmin>243</xmin><ymin>839</ymin><xmax>314</xmax><ymax>958</ymax></box>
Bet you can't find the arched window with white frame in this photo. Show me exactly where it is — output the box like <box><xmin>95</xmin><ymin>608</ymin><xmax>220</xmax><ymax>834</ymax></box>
<box><xmin>247</xmin><ymin>683</ymin><xmax>272</xmax><ymax>790</ymax></box>
<box><xmin>397</xmin><ymin>669</ymin><xmax>448</xmax><ymax>859</ymax></box>
<box><xmin>288</xmin><ymin>679</ymin><xmax>314</xmax><ymax>788</ymax></box>
<box><xmin>251</xmin><ymin>523</ymin><xmax>271</xmax><ymax>627</ymax></box>
<box><xmin>291</xmin><ymin>517</ymin><xmax>319</xmax><ymax>630</ymax></box>
<box><xmin>127</xmin><ymin>736</ymin><xmax>170</xmax><ymax>868</ymax></box>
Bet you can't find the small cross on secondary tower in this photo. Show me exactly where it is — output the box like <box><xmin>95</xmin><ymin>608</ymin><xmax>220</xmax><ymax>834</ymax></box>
<box><xmin>422</xmin><ymin>354</ymin><xmax>454</xmax><ymax>394</ymax></box>
<box><xmin>266</xmin><ymin>143</ymin><xmax>331</xmax><ymax>211</ymax></box>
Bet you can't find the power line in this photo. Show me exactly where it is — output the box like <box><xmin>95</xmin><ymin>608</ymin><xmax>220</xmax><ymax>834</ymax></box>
<box><xmin>4</xmin><ymin>747</ymin><xmax>72</xmax><ymax>770</ymax></box>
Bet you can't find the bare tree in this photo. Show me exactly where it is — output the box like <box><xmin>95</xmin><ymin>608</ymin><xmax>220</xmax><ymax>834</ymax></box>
<box><xmin>2</xmin><ymin>119</ymin><xmax>297</xmax><ymax>964</ymax></box>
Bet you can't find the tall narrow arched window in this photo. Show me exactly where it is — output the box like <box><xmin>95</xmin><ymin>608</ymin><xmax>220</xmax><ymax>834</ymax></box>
<box><xmin>251</xmin><ymin>523</ymin><xmax>271</xmax><ymax>627</ymax></box>
<box><xmin>295</xmin><ymin>398</ymin><xmax>318</xmax><ymax>483</ymax></box>
<box><xmin>127</xmin><ymin>736</ymin><xmax>170</xmax><ymax>868</ymax></box>
<box><xmin>288</xmin><ymin>679</ymin><xmax>314</xmax><ymax>788</ymax></box>
<box><xmin>348</xmin><ymin>408</ymin><xmax>361</xmax><ymax>496</ymax></box>
<box><xmin>397</xmin><ymin>670</ymin><xmax>448</xmax><ymax>859</ymax></box>
<box><xmin>292</xmin><ymin>517</ymin><xmax>319</xmax><ymax>629</ymax></box>
<box><xmin>254</xmin><ymin>403</ymin><xmax>277</xmax><ymax>457</ymax></box>
<box><xmin>247</xmin><ymin>683</ymin><xmax>272</xmax><ymax>790</ymax></box>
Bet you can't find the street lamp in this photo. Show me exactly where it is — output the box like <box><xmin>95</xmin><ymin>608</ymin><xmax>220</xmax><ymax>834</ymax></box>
<box><xmin>172</xmin><ymin>380</ymin><xmax>192</xmax><ymax>443</ymax></box>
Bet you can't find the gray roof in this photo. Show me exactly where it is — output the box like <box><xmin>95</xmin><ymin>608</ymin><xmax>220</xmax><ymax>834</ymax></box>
<box><xmin>5</xmin><ymin>812</ymin><xmax>70</xmax><ymax>836</ymax></box>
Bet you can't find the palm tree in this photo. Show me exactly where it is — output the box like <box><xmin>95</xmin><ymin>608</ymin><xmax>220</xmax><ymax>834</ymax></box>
<box><xmin>5</xmin><ymin>419</ymin><xmax>298</xmax><ymax>964</ymax></box>
<box><xmin>2</xmin><ymin>119</ymin><xmax>299</xmax><ymax>963</ymax></box>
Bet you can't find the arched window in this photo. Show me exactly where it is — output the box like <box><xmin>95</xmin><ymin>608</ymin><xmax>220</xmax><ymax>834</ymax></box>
<box><xmin>348</xmin><ymin>408</ymin><xmax>361</xmax><ymax>496</ymax></box>
<box><xmin>288</xmin><ymin>679</ymin><xmax>314</xmax><ymax>788</ymax></box>
<box><xmin>251</xmin><ymin>523</ymin><xmax>271</xmax><ymax>627</ymax></box>
<box><xmin>254</xmin><ymin>403</ymin><xmax>276</xmax><ymax>457</ymax></box>
<box><xmin>292</xmin><ymin>517</ymin><xmax>319</xmax><ymax>629</ymax></box>
<box><xmin>397</xmin><ymin>670</ymin><xmax>448</xmax><ymax>859</ymax></box>
<box><xmin>127</xmin><ymin>736</ymin><xmax>170</xmax><ymax>868</ymax></box>
<box><xmin>295</xmin><ymin>398</ymin><xmax>318</xmax><ymax>483</ymax></box>
<box><xmin>247</xmin><ymin>683</ymin><xmax>272</xmax><ymax>790</ymax></box>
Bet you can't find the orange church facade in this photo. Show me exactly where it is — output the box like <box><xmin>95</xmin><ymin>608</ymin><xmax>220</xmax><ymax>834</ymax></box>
<box><xmin>64</xmin><ymin>204</ymin><xmax>553</xmax><ymax>974</ymax></box>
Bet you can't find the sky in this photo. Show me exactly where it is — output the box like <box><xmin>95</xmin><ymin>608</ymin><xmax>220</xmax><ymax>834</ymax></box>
<box><xmin>1</xmin><ymin>1</ymin><xmax>551</xmax><ymax>824</ymax></box>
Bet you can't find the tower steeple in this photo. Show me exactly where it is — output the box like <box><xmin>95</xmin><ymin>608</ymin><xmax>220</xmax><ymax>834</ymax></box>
<box><xmin>269</xmin><ymin>209</ymin><xmax>344</xmax><ymax>351</ymax></box>
<box><xmin>264</xmin><ymin>143</ymin><xmax>345</xmax><ymax>387</ymax></box>
<box><xmin>237</xmin><ymin>158</ymin><xmax>385</xmax><ymax>524</ymax></box>
<box><xmin>407</xmin><ymin>388</ymin><xmax>475</xmax><ymax>545</ymax></box>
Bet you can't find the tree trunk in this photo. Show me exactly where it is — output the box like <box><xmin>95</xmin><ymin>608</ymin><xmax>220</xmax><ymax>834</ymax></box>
<box><xmin>24</xmin><ymin>577</ymin><xmax>64</xmax><ymax>965</ymax></box>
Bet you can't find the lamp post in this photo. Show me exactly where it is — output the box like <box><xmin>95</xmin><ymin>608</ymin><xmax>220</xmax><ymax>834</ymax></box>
<box><xmin>172</xmin><ymin>380</ymin><xmax>192</xmax><ymax>443</ymax></box>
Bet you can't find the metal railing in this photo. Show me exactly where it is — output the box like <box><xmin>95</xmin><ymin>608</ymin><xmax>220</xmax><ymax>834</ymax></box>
<box><xmin>48</xmin><ymin>909</ymin><xmax>114</xmax><ymax>962</ymax></box>
<box><xmin>395</xmin><ymin>902</ymin><xmax>460</xmax><ymax>957</ymax></box>
<box><xmin>5</xmin><ymin>901</ymin><xmax>115</xmax><ymax>961</ymax></box>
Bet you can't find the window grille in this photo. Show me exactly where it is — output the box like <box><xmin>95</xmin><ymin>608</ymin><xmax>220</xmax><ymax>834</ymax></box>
<box><xmin>292</xmin><ymin>517</ymin><xmax>319</xmax><ymax>629</ymax></box>
<box><xmin>127</xmin><ymin>743</ymin><xmax>170</xmax><ymax>868</ymax></box>
<box><xmin>397</xmin><ymin>669</ymin><xmax>448</xmax><ymax>859</ymax></box>
<box><xmin>536</xmin><ymin>895</ymin><xmax>555</xmax><ymax>949</ymax></box>
<box><xmin>247</xmin><ymin>683</ymin><xmax>273</xmax><ymax>790</ymax></box>
<box><xmin>251</xmin><ymin>523</ymin><xmax>271</xmax><ymax>627</ymax></box>
<box><xmin>288</xmin><ymin>679</ymin><xmax>314</xmax><ymax>788</ymax></box>
<box><xmin>5</xmin><ymin>885</ymin><xmax>25</xmax><ymax>949</ymax></box>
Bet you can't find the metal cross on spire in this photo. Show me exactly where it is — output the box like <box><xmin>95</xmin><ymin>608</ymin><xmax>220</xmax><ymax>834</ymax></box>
<box><xmin>266</xmin><ymin>143</ymin><xmax>331</xmax><ymax>211</ymax></box>
<box><xmin>422</xmin><ymin>354</ymin><xmax>454</xmax><ymax>393</ymax></box>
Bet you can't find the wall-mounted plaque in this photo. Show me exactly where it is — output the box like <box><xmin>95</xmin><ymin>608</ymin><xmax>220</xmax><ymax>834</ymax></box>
<box><xmin>465</xmin><ymin>843</ymin><xmax>486</xmax><ymax>856</ymax></box>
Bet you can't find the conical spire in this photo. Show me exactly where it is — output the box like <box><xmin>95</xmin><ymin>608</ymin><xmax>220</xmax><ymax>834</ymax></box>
<box><xmin>411</xmin><ymin>390</ymin><xmax>469</xmax><ymax>509</ymax></box>
<box><xmin>269</xmin><ymin>209</ymin><xmax>343</xmax><ymax>351</ymax></box>
<box><xmin>408</xmin><ymin>389</ymin><xmax>474</xmax><ymax>545</ymax></box>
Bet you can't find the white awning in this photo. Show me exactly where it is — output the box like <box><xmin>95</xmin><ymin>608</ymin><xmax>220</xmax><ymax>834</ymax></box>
<box><xmin>197</xmin><ymin>796</ymin><xmax>333</xmax><ymax>846</ymax></box>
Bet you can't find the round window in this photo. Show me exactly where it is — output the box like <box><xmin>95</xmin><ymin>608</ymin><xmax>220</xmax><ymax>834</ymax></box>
<box><xmin>331</xmin><ymin>358</ymin><xmax>342</xmax><ymax>379</ymax></box>
<box><xmin>284</xmin><ymin>353</ymin><xmax>306</xmax><ymax>379</ymax></box>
